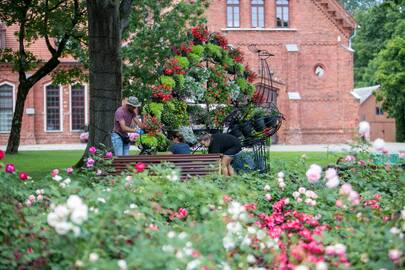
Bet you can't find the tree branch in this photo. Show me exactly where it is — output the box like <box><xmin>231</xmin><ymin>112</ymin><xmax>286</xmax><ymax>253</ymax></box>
<box><xmin>44</xmin><ymin>0</ymin><xmax>57</xmax><ymax>55</ymax></box>
<box><xmin>17</xmin><ymin>0</ymin><xmax>31</xmax><ymax>82</ymax></box>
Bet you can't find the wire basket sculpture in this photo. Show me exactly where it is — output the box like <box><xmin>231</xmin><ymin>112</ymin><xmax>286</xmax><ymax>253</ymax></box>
<box><xmin>224</xmin><ymin>44</ymin><xmax>284</xmax><ymax>173</ymax></box>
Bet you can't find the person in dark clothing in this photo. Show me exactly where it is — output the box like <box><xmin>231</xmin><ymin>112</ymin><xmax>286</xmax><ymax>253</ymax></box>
<box><xmin>199</xmin><ymin>133</ymin><xmax>241</xmax><ymax>176</ymax></box>
<box><xmin>168</xmin><ymin>132</ymin><xmax>191</xmax><ymax>154</ymax></box>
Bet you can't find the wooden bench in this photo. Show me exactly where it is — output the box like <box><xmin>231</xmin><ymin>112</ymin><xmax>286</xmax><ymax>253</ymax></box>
<box><xmin>112</xmin><ymin>154</ymin><xmax>222</xmax><ymax>179</ymax></box>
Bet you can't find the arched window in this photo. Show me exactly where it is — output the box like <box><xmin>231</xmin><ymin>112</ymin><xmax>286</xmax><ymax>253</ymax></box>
<box><xmin>0</xmin><ymin>83</ymin><xmax>14</xmax><ymax>132</ymax></box>
<box><xmin>227</xmin><ymin>0</ymin><xmax>240</xmax><ymax>28</ymax></box>
<box><xmin>252</xmin><ymin>0</ymin><xmax>265</xmax><ymax>28</ymax></box>
<box><xmin>276</xmin><ymin>0</ymin><xmax>289</xmax><ymax>28</ymax></box>
<box><xmin>45</xmin><ymin>84</ymin><xmax>62</xmax><ymax>131</ymax></box>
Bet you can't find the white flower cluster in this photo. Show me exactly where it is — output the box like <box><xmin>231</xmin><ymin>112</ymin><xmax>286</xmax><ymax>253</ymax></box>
<box><xmin>292</xmin><ymin>187</ymin><xmax>318</xmax><ymax>206</ymax></box>
<box><xmin>277</xmin><ymin>172</ymin><xmax>286</xmax><ymax>190</ymax></box>
<box><xmin>263</xmin><ymin>185</ymin><xmax>272</xmax><ymax>201</ymax></box>
<box><xmin>52</xmin><ymin>174</ymin><xmax>71</xmax><ymax>188</ymax></box>
<box><xmin>166</xmin><ymin>170</ymin><xmax>180</xmax><ymax>182</ymax></box>
<box><xmin>223</xmin><ymin>201</ymin><xmax>277</xmax><ymax>253</ymax></box>
<box><xmin>324</xmin><ymin>168</ymin><xmax>340</xmax><ymax>188</ymax></box>
<box><xmin>47</xmin><ymin>195</ymin><xmax>88</xmax><ymax>235</ymax></box>
<box><xmin>25</xmin><ymin>189</ymin><xmax>45</xmax><ymax>207</ymax></box>
<box><xmin>390</xmin><ymin>206</ymin><xmax>405</xmax><ymax>237</ymax></box>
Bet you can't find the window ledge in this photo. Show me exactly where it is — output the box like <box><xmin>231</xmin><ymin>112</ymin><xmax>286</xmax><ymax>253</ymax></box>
<box><xmin>45</xmin><ymin>130</ymin><xmax>63</xmax><ymax>133</ymax></box>
<box><xmin>221</xmin><ymin>28</ymin><xmax>297</xmax><ymax>32</ymax></box>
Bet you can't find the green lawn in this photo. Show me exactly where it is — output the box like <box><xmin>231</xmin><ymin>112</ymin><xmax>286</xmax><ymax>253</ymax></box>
<box><xmin>3</xmin><ymin>150</ymin><xmax>342</xmax><ymax>180</ymax></box>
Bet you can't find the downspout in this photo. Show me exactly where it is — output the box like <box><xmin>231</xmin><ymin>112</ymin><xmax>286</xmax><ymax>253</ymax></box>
<box><xmin>341</xmin><ymin>25</ymin><xmax>358</xmax><ymax>52</ymax></box>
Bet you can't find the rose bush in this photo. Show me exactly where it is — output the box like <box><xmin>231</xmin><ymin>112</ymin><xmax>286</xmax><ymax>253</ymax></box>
<box><xmin>0</xmin><ymin>144</ymin><xmax>404</xmax><ymax>269</ymax></box>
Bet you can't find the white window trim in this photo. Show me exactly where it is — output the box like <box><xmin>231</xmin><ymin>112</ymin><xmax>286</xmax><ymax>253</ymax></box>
<box><xmin>69</xmin><ymin>83</ymin><xmax>89</xmax><ymax>132</ymax></box>
<box><xmin>43</xmin><ymin>82</ymin><xmax>63</xmax><ymax>133</ymax></box>
<box><xmin>0</xmin><ymin>81</ymin><xmax>16</xmax><ymax>134</ymax></box>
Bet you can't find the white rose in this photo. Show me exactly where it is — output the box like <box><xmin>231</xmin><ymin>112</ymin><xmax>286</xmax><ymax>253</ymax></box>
<box><xmin>390</xmin><ymin>227</ymin><xmax>400</xmax><ymax>234</ymax></box>
<box><xmin>67</xmin><ymin>195</ymin><xmax>83</xmax><ymax>210</ymax></box>
<box><xmin>47</xmin><ymin>212</ymin><xmax>60</xmax><ymax>227</ymax></box>
<box><xmin>279</xmin><ymin>182</ymin><xmax>286</xmax><ymax>188</ymax></box>
<box><xmin>167</xmin><ymin>231</ymin><xmax>176</xmax><ymax>238</ymax></box>
<box><xmin>97</xmin><ymin>197</ymin><xmax>106</xmax><ymax>204</ymax></box>
<box><xmin>178</xmin><ymin>232</ymin><xmax>187</xmax><ymax>239</ymax></box>
<box><xmin>264</xmin><ymin>184</ymin><xmax>271</xmax><ymax>191</ymax></box>
<box><xmin>186</xmin><ymin>259</ymin><xmax>201</xmax><ymax>270</ymax></box>
<box><xmin>310</xmin><ymin>164</ymin><xmax>322</xmax><ymax>174</ymax></box>
<box><xmin>247</xmin><ymin>254</ymin><xmax>256</xmax><ymax>264</ymax></box>
<box><xmin>117</xmin><ymin>260</ymin><xmax>127</xmax><ymax>270</ymax></box>
<box><xmin>334</xmin><ymin>243</ymin><xmax>346</xmax><ymax>255</ymax></box>
<box><xmin>292</xmin><ymin>191</ymin><xmax>300</xmax><ymax>198</ymax></box>
<box><xmin>241</xmin><ymin>236</ymin><xmax>252</xmax><ymax>247</ymax></box>
<box><xmin>298</xmin><ymin>187</ymin><xmax>306</xmax><ymax>194</ymax></box>
<box><xmin>277</xmin><ymin>172</ymin><xmax>285</xmax><ymax>178</ymax></box>
<box><xmin>54</xmin><ymin>205</ymin><xmax>70</xmax><ymax>219</ymax></box>
<box><xmin>226</xmin><ymin>222</ymin><xmax>242</xmax><ymax>234</ymax></box>
<box><xmin>247</xmin><ymin>226</ymin><xmax>257</xmax><ymax>234</ymax></box>
<box><xmin>71</xmin><ymin>206</ymin><xmax>88</xmax><ymax>225</ymax></box>
<box><xmin>89</xmin><ymin>252</ymin><xmax>99</xmax><ymax>262</ymax></box>
<box><xmin>316</xmin><ymin>262</ymin><xmax>328</xmax><ymax>270</ymax></box>
<box><xmin>223</xmin><ymin>236</ymin><xmax>235</xmax><ymax>250</ymax></box>
<box><xmin>53</xmin><ymin>175</ymin><xmax>63</xmax><ymax>182</ymax></box>
<box><xmin>72</xmin><ymin>225</ymin><xmax>81</xmax><ymax>236</ymax></box>
<box><xmin>54</xmin><ymin>221</ymin><xmax>72</xmax><ymax>235</ymax></box>
<box><xmin>75</xmin><ymin>260</ymin><xmax>84</xmax><ymax>267</ymax></box>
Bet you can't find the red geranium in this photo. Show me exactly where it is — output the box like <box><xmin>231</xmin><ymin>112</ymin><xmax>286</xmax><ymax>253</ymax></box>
<box><xmin>191</xmin><ymin>25</ymin><xmax>209</xmax><ymax>43</ymax></box>
<box><xmin>0</xmin><ymin>150</ymin><xmax>5</xmax><ymax>160</ymax></box>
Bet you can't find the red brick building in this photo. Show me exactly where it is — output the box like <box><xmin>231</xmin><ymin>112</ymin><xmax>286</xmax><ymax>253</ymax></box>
<box><xmin>0</xmin><ymin>0</ymin><xmax>358</xmax><ymax>146</ymax></box>
<box><xmin>207</xmin><ymin>0</ymin><xmax>358</xmax><ymax>143</ymax></box>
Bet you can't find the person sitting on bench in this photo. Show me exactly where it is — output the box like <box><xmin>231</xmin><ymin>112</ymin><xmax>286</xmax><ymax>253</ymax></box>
<box><xmin>199</xmin><ymin>133</ymin><xmax>241</xmax><ymax>176</ymax></box>
<box><xmin>168</xmin><ymin>132</ymin><xmax>191</xmax><ymax>154</ymax></box>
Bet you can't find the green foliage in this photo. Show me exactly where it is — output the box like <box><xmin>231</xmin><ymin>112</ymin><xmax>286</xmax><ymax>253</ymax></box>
<box><xmin>122</xmin><ymin>0</ymin><xmax>209</xmax><ymax>98</ymax></box>
<box><xmin>187</xmin><ymin>53</ymin><xmax>202</xmax><ymax>65</ymax></box>
<box><xmin>191</xmin><ymin>45</ymin><xmax>205</xmax><ymax>56</ymax></box>
<box><xmin>137</xmin><ymin>134</ymin><xmax>158</xmax><ymax>149</ymax></box>
<box><xmin>374</xmin><ymin>36</ymin><xmax>405</xmax><ymax>141</ymax></box>
<box><xmin>143</xmin><ymin>102</ymin><xmax>164</xmax><ymax>120</ymax></box>
<box><xmin>236</xmin><ymin>77</ymin><xmax>254</xmax><ymax>96</ymax></box>
<box><xmin>159</xmin><ymin>75</ymin><xmax>176</xmax><ymax>89</ymax></box>
<box><xmin>338</xmin><ymin>0</ymin><xmax>381</xmax><ymax>13</ymax></box>
<box><xmin>175</xmin><ymin>56</ymin><xmax>190</xmax><ymax>69</ymax></box>
<box><xmin>205</xmin><ymin>43</ymin><xmax>222</xmax><ymax>60</ymax></box>
<box><xmin>234</xmin><ymin>63</ymin><xmax>245</xmax><ymax>76</ymax></box>
<box><xmin>161</xmin><ymin>100</ymin><xmax>189</xmax><ymax>130</ymax></box>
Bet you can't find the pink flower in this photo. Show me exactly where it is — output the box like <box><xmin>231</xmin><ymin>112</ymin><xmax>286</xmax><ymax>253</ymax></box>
<box><xmin>89</xmin><ymin>146</ymin><xmax>97</xmax><ymax>154</ymax></box>
<box><xmin>344</xmin><ymin>155</ymin><xmax>355</xmax><ymax>162</ymax></box>
<box><xmin>148</xmin><ymin>224</ymin><xmax>159</xmax><ymax>231</ymax></box>
<box><xmin>0</xmin><ymin>150</ymin><xmax>5</xmax><ymax>160</ymax></box>
<box><xmin>25</xmin><ymin>200</ymin><xmax>32</xmax><ymax>207</ymax></box>
<box><xmin>86</xmin><ymin>158</ymin><xmax>95</xmax><ymax>168</ymax></box>
<box><xmin>177</xmin><ymin>208</ymin><xmax>188</xmax><ymax>220</ymax></box>
<box><xmin>37</xmin><ymin>194</ymin><xmax>43</xmax><ymax>201</ymax></box>
<box><xmin>382</xmin><ymin>147</ymin><xmax>389</xmax><ymax>155</ymax></box>
<box><xmin>223</xmin><ymin>194</ymin><xmax>232</xmax><ymax>203</ymax></box>
<box><xmin>335</xmin><ymin>200</ymin><xmax>343</xmax><ymax>208</ymax></box>
<box><xmin>399</xmin><ymin>152</ymin><xmax>405</xmax><ymax>159</ymax></box>
<box><xmin>105</xmin><ymin>152</ymin><xmax>113</xmax><ymax>159</ymax></box>
<box><xmin>66</xmin><ymin>167</ymin><xmax>74</xmax><ymax>174</ymax></box>
<box><xmin>388</xmin><ymin>249</ymin><xmax>402</xmax><ymax>262</ymax></box>
<box><xmin>296</xmin><ymin>197</ymin><xmax>303</xmax><ymax>203</ymax></box>
<box><xmin>129</xmin><ymin>133</ymin><xmax>139</xmax><ymax>141</ymax></box>
<box><xmin>96</xmin><ymin>169</ymin><xmax>103</xmax><ymax>176</ymax></box>
<box><xmin>306</xmin><ymin>167</ymin><xmax>321</xmax><ymax>183</ymax></box>
<box><xmin>19</xmin><ymin>172</ymin><xmax>29</xmax><ymax>181</ymax></box>
<box><xmin>358</xmin><ymin>160</ymin><xmax>366</xmax><ymax>166</ymax></box>
<box><xmin>325</xmin><ymin>245</ymin><xmax>335</xmax><ymax>256</ymax></box>
<box><xmin>340</xmin><ymin>183</ymin><xmax>352</xmax><ymax>195</ymax></box>
<box><xmin>134</xmin><ymin>162</ymin><xmax>146</xmax><ymax>173</ymax></box>
<box><xmin>351</xmin><ymin>198</ymin><xmax>360</xmax><ymax>206</ymax></box>
<box><xmin>51</xmin><ymin>169</ymin><xmax>59</xmax><ymax>177</ymax></box>
<box><xmin>265</xmin><ymin>193</ymin><xmax>272</xmax><ymax>201</ymax></box>
<box><xmin>28</xmin><ymin>195</ymin><xmax>36</xmax><ymax>202</ymax></box>
<box><xmin>349</xmin><ymin>191</ymin><xmax>359</xmax><ymax>201</ymax></box>
<box><xmin>80</xmin><ymin>132</ymin><xmax>89</xmax><ymax>142</ymax></box>
<box><xmin>325</xmin><ymin>168</ymin><xmax>337</xmax><ymax>180</ymax></box>
<box><xmin>5</xmin><ymin>163</ymin><xmax>15</xmax><ymax>173</ymax></box>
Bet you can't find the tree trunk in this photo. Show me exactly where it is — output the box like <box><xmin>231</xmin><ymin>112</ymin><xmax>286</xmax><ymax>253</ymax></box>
<box><xmin>395</xmin><ymin>107</ymin><xmax>405</xmax><ymax>142</ymax></box>
<box><xmin>6</xmin><ymin>84</ymin><xmax>29</xmax><ymax>154</ymax></box>
<box><xmin>86</xmin><ymin>0</ymin><xmax>122</xmax><ymax>149</ymax></box>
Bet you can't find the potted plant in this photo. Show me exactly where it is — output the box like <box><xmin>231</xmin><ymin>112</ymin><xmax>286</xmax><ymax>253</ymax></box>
<box><xmin>252</xmin><ymin>107</ymin><xmax>266</xmax><ymax>132</ymax></box>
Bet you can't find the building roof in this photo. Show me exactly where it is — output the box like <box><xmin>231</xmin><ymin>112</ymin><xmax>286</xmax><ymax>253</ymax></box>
<box><xmin>351</xmin><ymin>85</ymin><xmax>380</xmax><ymax>104</ymax></box>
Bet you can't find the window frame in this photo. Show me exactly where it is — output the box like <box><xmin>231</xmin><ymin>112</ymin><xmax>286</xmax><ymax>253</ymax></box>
<box><xmin>275</xmin><ymin>0</ymin><xmax>289</xmax><ymax>28</ymax></box>
<box><xmin>69</xmin><ymin>83</ymin><xmax>88</xmax><ymax>132</ymax></box>
<box><xmin>251</xmin><ymin>0</ymin><xmax>265</xmax><ymax>28</ymax></box>
<box><xmin>43</xmin><ymin>82</ymin><xmax>63</xmax><ymax>132</ymax></box>
<box><xmin>375</xmin><ymin>106</ymin><xmax>384</xmax><ymax>116</ymax></box>
<box><xmin>226</xmin><ymin>0</ymin><xmax>240</xmax><ymax>28</ymax></box>
<box><xmin>0</xmin><ymin>81</ymin><xmax>16</xmax><ymax>133</ymax></box>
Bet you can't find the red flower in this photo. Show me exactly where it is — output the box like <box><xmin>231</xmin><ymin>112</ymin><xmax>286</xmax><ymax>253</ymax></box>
<box><xmin>223</xmin><ymin>194</ymin><xmax>232</xmax><ymax>203</ymax></box>
<box><xmin>177</xmin><ymin>208</ymin><xmax>188</xmax><ymax>220</ymax></box>
<box><xmin>5</xmin><ymin>163</ymin><xmax>15</xmax><ymax>173</ymax></box>
<box><xmin>0</xmin><ymin>150</ymin><xmax>5</xmax><ymax>160</ymax></box>
<box><xmin>27</xmin><ymin>247</ymin><xmax>33</xmax><ymax>254</ymax></box>
<box><xmin>19</xmin><ymin>172</ymin><xmax>29</xmax><ymax>181</ymax></box>
<box><xmin>134</xmin><ymin>162</ymin><xmax>146</xmax><ymax>173</ymax></box>
<box><xmin>164</xmin><ymin>69</ymin><xmax>173</xmax><ymax>75</ymax></box>
<box><xmin>244</xmin><ymin>203</ymin><xmax>257</xmax><ymax>211</ymax></box>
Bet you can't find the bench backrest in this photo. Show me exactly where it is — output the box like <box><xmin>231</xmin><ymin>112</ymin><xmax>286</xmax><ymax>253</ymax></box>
<box><xmin>112</xmin><ymin>154</ymin><xmax>222</xmax><ymax>179</ymax></box>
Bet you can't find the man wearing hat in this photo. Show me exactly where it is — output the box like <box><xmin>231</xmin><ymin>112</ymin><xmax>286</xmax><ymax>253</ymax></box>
<box><xmin>112</xmin><ymin>96</ymin><xmax>143</xmax><ymax>156</ymax></box>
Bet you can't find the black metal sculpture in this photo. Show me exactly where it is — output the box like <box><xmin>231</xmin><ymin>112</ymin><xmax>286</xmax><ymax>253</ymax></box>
<box><xmin>224</xmin><ymin>44</ymin><xmax>284</xmax><ymax>173</ymax></box>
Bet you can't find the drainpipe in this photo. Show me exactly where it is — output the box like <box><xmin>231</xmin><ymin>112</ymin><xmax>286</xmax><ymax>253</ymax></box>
<box><xmin>341</xmin><ymin>25</ymin><xmax>359</xmax><ymax>52</ymax></box>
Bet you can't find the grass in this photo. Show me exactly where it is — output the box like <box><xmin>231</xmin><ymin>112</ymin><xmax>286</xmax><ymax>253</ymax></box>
<box><xmin>3</xmin><ymin>150</ymin><xmax>343</xmax><ymax>180</ymax></box>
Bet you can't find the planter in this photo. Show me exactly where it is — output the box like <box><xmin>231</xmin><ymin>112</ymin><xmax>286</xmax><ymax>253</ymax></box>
<box><xmin>264</xmin><ymin>114</ymin><xmax>278</xmax><ymax>128</ymax></box>
<box><xmin>241</xmin><ymin>121</ymin><xmax>254</xmax><ymax>137</ymax></box>
<box><xmin>252</xmin><ymin>115</ymin><xmax>265</xmax><ymax>132</ymax></box>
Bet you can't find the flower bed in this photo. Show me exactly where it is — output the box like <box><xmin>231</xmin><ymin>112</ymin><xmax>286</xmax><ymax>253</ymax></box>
<box><xmin>0</xmin><ymin>143</ymin><xmax>404</xmax><ymax>269</ymax></box>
